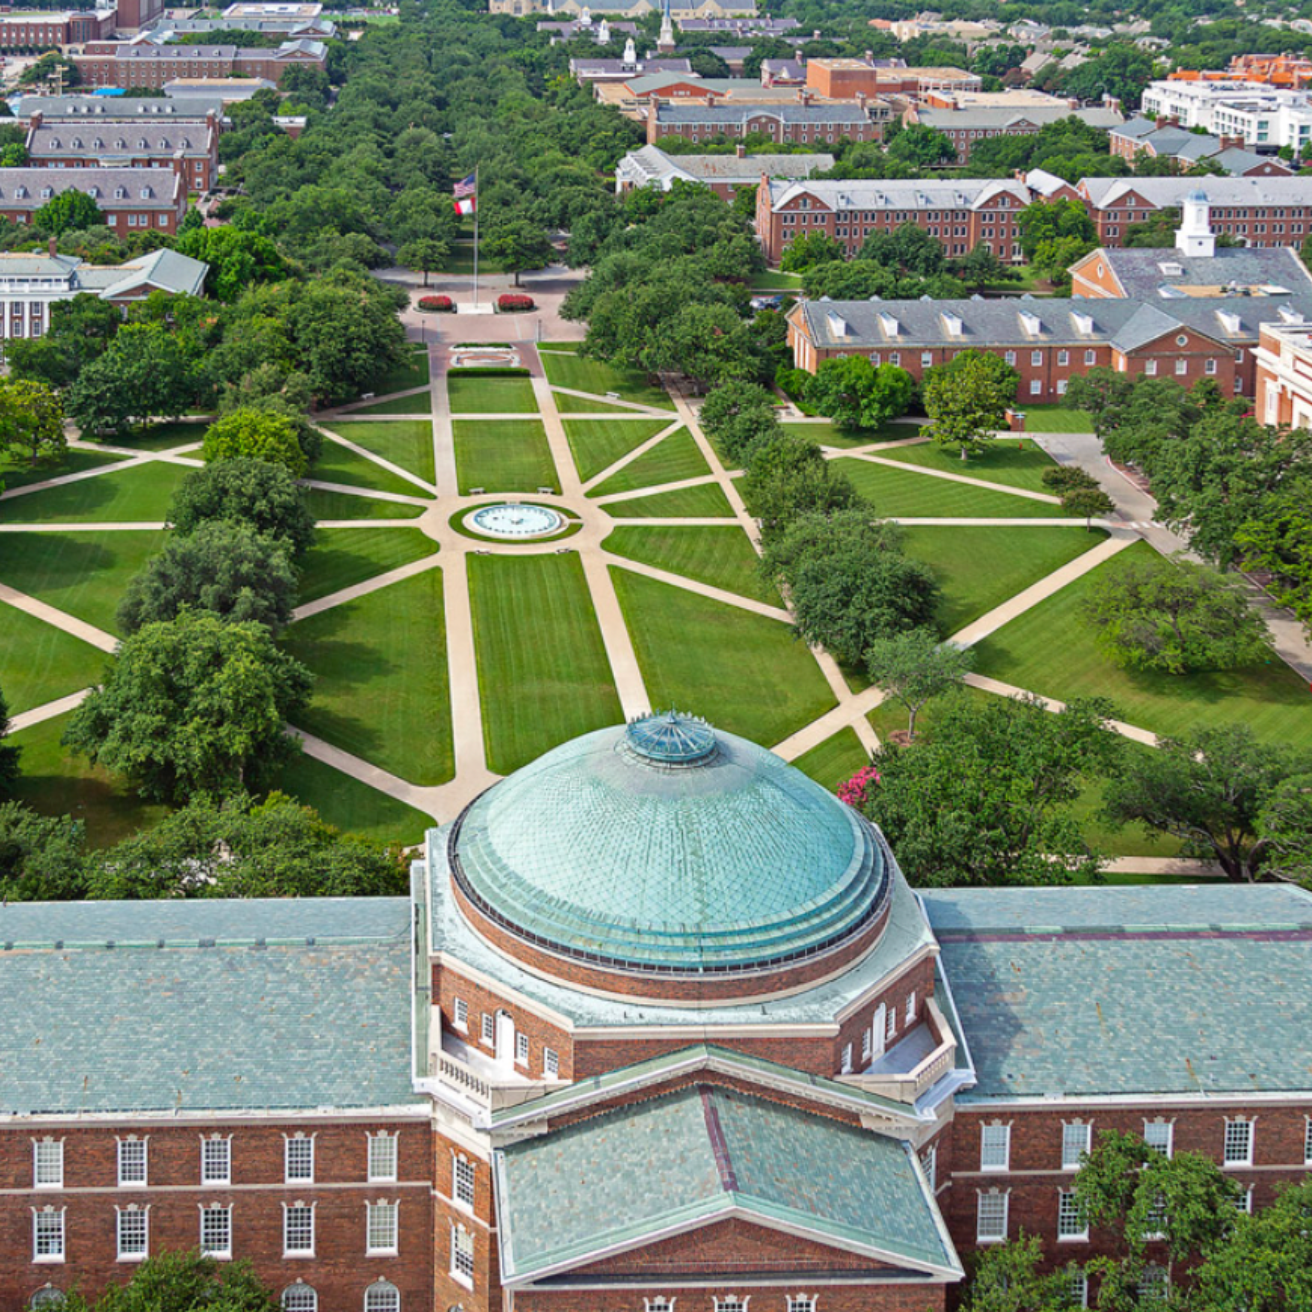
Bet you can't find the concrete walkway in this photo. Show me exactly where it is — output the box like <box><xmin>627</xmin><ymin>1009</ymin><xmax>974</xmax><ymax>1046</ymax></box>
<box><xmin>0</xmin><ymin>582</ymin><xmax>117</xmax><ymax>654</ymax></box>
<box><xmin>837</xmin><ymin>449</ymin><xmax>1063</xmax><ymax>505</ymax></box>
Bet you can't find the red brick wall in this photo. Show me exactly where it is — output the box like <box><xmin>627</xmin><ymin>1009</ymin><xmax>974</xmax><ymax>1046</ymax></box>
<box><xmin>833</xmin><ymin>956</ymin><xmax>936</xmax><ymax>1073</ymax></box>
<box><xmin>0</xmin><ymin>1119</ymin><xmax>433</xmax><ymax>1311</ymax></box>
<box><xmin>433</xmin><ymin>1124</ymin><xmax>495</xmax><ymax>1312</ymax></box>
<box><xmin>517</xmin><ymin>1282</ymin><xmax>948</xmax><ymax>1312</ymax></box>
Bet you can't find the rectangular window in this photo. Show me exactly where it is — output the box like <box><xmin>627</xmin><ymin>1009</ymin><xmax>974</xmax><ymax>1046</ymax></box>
<box><xmin>786</xmin><ymin>1300</ymin><xmax>816</xmax><ymax>1312</ymax></box>
<box><xmin>33</xmin><ymin>1140</ymin><xmax>63</xmax><ymax>1189</ymax></box>
<box><xmin>368</xmin><ymin>1133</ymin><xmax>398</xmax><ymax>1184</ymax></box>
<box><xmin>1057</xmin><ymin>1190</ymin><xmax>1088</xmax><ymax>1240</ymax></box>
<box><xmin>1058</xmin><ymin>350</ymin><xmax>1069</xmax><ymax>366</ymax></box>
<box><xmin>33</xmin><ymin>1208</ymin><xmax>64</xmax><ymax>1261</ymax></box>
<box><xmin>905</xmin><ymin>992</ymin><xmax>916</xmax><ymax>1025</ymax></box>
<box><xmin>841</xmin><ymin>1043</ymin><xmax>853</xmax><ymax>1073</ymax></box>
<box><xmin>1233</xmin><ymin>1187</ymin><xmax>1253</xmax><ymax>1214</ymax></box>
<box><xmin>1175</xmin><ymin>359</ymin><xmax>1188</xmax><ymax>376</ymax></box>
<box><xmin>285</xmin><ymin>1136</ymin><xmax>314</xmax><ymax>1183</ymax></box>
<box><xmin>481</xmin><ymin>1013</ymin><xmax>494</xmax><ymax>1044</ymax></box>
<box><xmin>451</xmin><ymin>1224</ymin><xmax>475</xmax><ymax>1284</ymax></box>
<box><xmin>921</xmin><ymin>351</ymin><xmax>933</xmax><ymax>367</ymax></box>
<box><xmin>889</xmin><ymin>352</ymin><xmax>900</xmax><ymax>366</ymax></box>
<box><xmin>1030</xmin><ymin>379</ymin><xmax>1042</xmax><ymax>395</ymax></box>
<box><xmin>981</xmin><ymin>1124</ymin><xmax>1011</xmax><ymax>1171</ymax></box>
<box><xmin>117</xmin><ymin>1208</ymin><xmax>148</xmax><ymax>1261</ymax></box>
<box><xmin>200</xmin><ymin>1205</ymin><xmax>231</xmax><ymax>1259</ymax></box>
<box><xmin>861</xmin><ymin>1027</ymin><xmax>872</xmax><ymax>1061</ymax></box>
<box><xmin>201</xmin><ymin>1137</ymin><xmax>230</xmax><ymax>1186</ymax></box>
<box><xmin>976</xmin><ymin>1191</ymin><xmax>1008</xmax><ymax>1242</ymax></box>
<box><xmin>1225</xmin><ymin>1119</ymin><xmax>1253</xmax><ymax>1166</ymax></box>
<box><xmin>1139</xmin><ymin>1266</ymin><xmax>1169</xmax><ymax>1302</ymax></box>
<box><xmin>118</xmin><ymin>1139</ymin><xmax>147</xmax><ymax>1187</ymax></box>
<box><xmin>1085</xmin><ymin>349</ymin><xmax>1096</xmax><ymax>365</ymax></box>
<box><xmin>367</xmin><ymin>1201</ymin><xmax>398</xmax><ymax>1254</ymax></box>
<box><xmin>1031</xmin><ymin>350</ymin><xmax>1042</xmax><ymax>366</ymax></box>
<box><xmin>1145</xmin><ymin>360</ymin><xmax>1158</xmax><ymax>376</ymax></box>
<box><xmin>1005</xmin><ymin>350</ymin><xmax>1017</xmax><ymax>366</ymax></box>
<box><xmin>284</xmin><ymin>1205</ymin><xmax>314</xmax><ymax>1256</ymax></box>
<box><xmin>454</xmin><ymin>1155</ymin><xmax>475</xmax><ymax>1209</ymax></box>
<box><xmin>1068</xmin><ymin>1272</ymin><xmax>1088</xmax><ymax>1309</ymax></box>
<box><xmin>1304</xmin><ymin>1118</ymin><xmax>1312</xmax><ymax>1165</ymax></box>
<box><xmin>545</xmin><ymin>1048</ymin><xmax>559</xmax><ymax>1078</ymax></box>
<box><xmin>885</xmin><ymin>1007</ymin><xmax>896</xmax><ymax>1042</ymax></box>
<box><xmin>454</xmin><ymin>997</ymin><xmax>468</xmax><ymax>1031</ymax></box>
<box><xmin>1206</xmin><ymin>358</ymin><xmax>1217</xmax><ymax>375</ymax></box>
<box><xmin>1062</xmin><ymin>1123</ymin><xmax>1091</xmax><ymax>1171</ymax></box>
<box><xmin>515</xmin><ymin>1032</ymin><xmax>529</xmax><ymax>1065</ymax></box>
<box><xmin>1057</xmin><ymin>379</ymin><xmax>1068</xmax><ymax>395</ymax></box>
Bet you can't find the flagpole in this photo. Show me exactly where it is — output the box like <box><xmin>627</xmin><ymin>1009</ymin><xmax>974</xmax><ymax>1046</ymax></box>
<box><xmin>472</xmin><ymin>163</ymin><xmax>479</xmax><ymax>308</ymax></box>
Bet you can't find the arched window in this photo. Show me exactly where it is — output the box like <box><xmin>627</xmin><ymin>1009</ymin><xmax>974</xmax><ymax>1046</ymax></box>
<box><xmin>282</xmin><ymin>1286</ymin><xmax>318</xmax><ymax>1312</ymax></box>
<box><xmin>31</xmin><ymin>1292</ymin><xmax>67</xmax><ymax>1310</ymax></box>
<box><xmin>365</xmin><ymin>1283</ymin><xmax>400</xmax><ymax>1312</ymax></box>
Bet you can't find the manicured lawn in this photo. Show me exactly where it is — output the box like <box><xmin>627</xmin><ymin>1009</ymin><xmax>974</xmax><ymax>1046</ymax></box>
<box><xmin>833</xmin><ymin>458</ymin><xmax>1069</xmax><ymax>519</ymax></box>
<box><xmin>612</xmin><ymin>569</ymin><xmax>836</xmax><ymax>746</ymax></box>
<box><xmin>322</xmin><ymin>420</ymin><xmax>435</xmax><ymax>486</ymax></box>
<box><xmin>0</xmin><ymin>461</ymin><xmax>188</xmax><ymax>524</ymax></box>
<box><xmin>447</xmin><ymin>372</ymin><xmax>539</xmax><ymax>415</ymax></box>
<box><xmin>554</xmin><ymin>393</ymin><xmax>636</xmax><ymax>415</ymax></box>
<box><xmin>750</xmin><ymin>271</ymin><xmax>804</xmax><ymax>290</ymax></box>
<box><xmin>899</xmin><ymin>524</ymin><xmax>1108</xmax><ymax>635</ymax></box>
<box><xmin>116</xmin><ymin>421</ymin><xmax>208</xmax><ymax>452</ymax></box>
<box><xmin>314</xmin><ymin>433</ymin><xmax>428</xmax><ymax>497</ymax></box>
<box><xmin>9</xmin><ymin>711</ymin><xmax>168</xmax><ymax>848</ymax></box>
<box><xmin>283</xmin><ymin>569</ymin><xmax>454</xmax><ymax>785</ymax></box>
<box><xmin>605</xmin><ymin>526</ymin><xmax>779</xmax><ymax>605</ymax></box>
<box><xmin>0</xmin><ymin>529</ymin><xmax>167</xmax><ymax>635</ymax></box>
<box><xmin>469</xmin><ymin>553</ymin><xmax>623</xmax><ymax>774</ymax></box>
<box><xmin>973</xmin><ymin>541</ymin><xmax>1312</xmax><ymax>748</ymax></box>
<box><xmin>374</xmin><ymin>345</ymin><xmax>431</xmax><ymax>396</ymax></box>
<box><xmin>350</xmin><ymin>391</ymin><xmax>432</xmax><ymax>417</ymax></box>
<box><xmin>539</xmin><ymin>352</ymin><xmax>674</xmax><ymax>409</ymax></box>
<box><xmin>0</xmin><ymin>603</ymin><xmax>104</xmax><ymax>714</ymax></box>
<box><xmin>790</xmin><ymin>727</ymin><xmax>869</xmax><ymax>795</ymax></box>
<box><xmin>565</xmin><ymin>418</ymin><xmax>673</xmax><ymax>483</ymax></box>
<box><xmin>304</xmin><ymin>488</ymin><xmax>425</xmax><ymax>521</ymax></box>
<box><xmin>271</xmin><ymin>753</ymin><xmax>433</xmax><ymax>847</ymax></box>
<box><xmin>1020</xmin><ymin>403</ymin><xmax>1096</xmax><ymax>433</ymax></box>
<box><xmin>780</xmin><ymin>420</ymin><xmax>924</xmax><ymax>453</ymax></box>
<box><xmin>442</xmin><ymin>243</ymin><xmax>513</xmax><ymax>275</ymax></box>
<box><xmin>875</xmin><ymin>438</ymin><xmax>1061</xmax><ymax>493</ymax></box>
<box><xmin>605</xmin><ymin>482</ymin><xmax>737</xmax><ymax>518</ymax></box>
<box><xmin>453</xmin><ymin>419</ymin><xmax>558</xmax><ymax>494</ymax></box>
<box><xmin>0</xmin><ymin>447</ymin><xmax>127</xmax><ymax>492</ymax></box>
<box><xmin>590</xmin><ymin>428</ymin><xmax>709</xmax><ymax>498</ymax></box>
<box><xmin>297</xmin><ymin>528</ymin><xmax>438</xmax><ymax>604</ymax></box>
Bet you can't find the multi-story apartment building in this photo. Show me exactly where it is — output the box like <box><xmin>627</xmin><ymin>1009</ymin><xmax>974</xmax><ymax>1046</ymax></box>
<box><xmin>650</xmin><ymin>100</ymin><xmax>885</xmax><ymax>146</ymax></box>
<box><xmin>1108</xmin><ymin>117</ymin><xmax>1292</xmax><ymax>176</ymax></box>
<box><xmin>0</xmin><ymin>9</ymin><xmax>116</xmax><ymax>51</ymax></box>
<box><xmin>1253</xmin><ymin>317</ymin><xmax>1312</xmax><ymax>425</ymax></box>
<box><xmin>25</xmin><ymin>111</ymin><xmax>221</xmax><ymax>193</ymax></box>
<box><xmin>1140</xmin><ymin>79</ymin><xmax>1312</xmax><ymax>151</ymax></box>
<box><xmin>13</xmin><ymin>94</ymin><xmax>231</xmax><ymax>125</ymax></box>
<box><xmin>616</xmin><ymin>143</ymin><xmax>834</xmax><ymax>197</ymax></box>
<box><xmin>756</xmin><ymin>176</ymin><xmax>1033</xmax><ymax>264</ymax></box>
<box><xmin>3</xmin><ymin>713</ymin><xmax>1309</xmax><ymax>1312</ymax></box>
<box><xmin>906</xmin><ymin>102</ymin><xmax>1122</xmax><ymax>163</ymax></box>
<box><xmin>73</xmin><ymin>39</ymin><xmax>326</xmax><ymax>90</ymax></box>
<box><xmin>805</xmin><ymin>56</ymin><xmax>980</xmax><ymax>98</ymax></box>
<box><xmin>0</xmin><ymin>166</ymin><xmax>187</xmax><ymax>236</ymax></box>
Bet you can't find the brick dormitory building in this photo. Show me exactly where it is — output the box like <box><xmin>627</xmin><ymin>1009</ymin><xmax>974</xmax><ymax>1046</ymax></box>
<box><xmin>3</xmin><ymin>711</ymin><xmax>1310</xmax><ymax>1312</ymax></box>
<box><xmin>0</xmin><ymin>166</ymin><xmax>188</xmax><ymax>235</ymax></box>
<box><xmin>73</xmin><ymin>38</ymin><xmax>327</xmax><ymax>90</ymax></box>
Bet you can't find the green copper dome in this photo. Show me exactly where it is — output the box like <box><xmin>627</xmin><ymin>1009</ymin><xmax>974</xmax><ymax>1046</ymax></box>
<box><xmin>448</xmin><ymin>714</ymin><xmax>888</xmax><ymax>975</ymax></box>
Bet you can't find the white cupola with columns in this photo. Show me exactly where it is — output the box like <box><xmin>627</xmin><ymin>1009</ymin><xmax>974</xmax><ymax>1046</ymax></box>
<box><xmin>1176</xmin><ymin>189</ymin><xmax>1216</xmax><ymax>259</ymax></box>
<box><xmin>623</xmin><ymin>35</ymin><xmax>636</xmax><ymax>64</ymax></box>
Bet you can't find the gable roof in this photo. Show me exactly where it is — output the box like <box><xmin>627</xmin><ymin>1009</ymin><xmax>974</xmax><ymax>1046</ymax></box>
<box><xmin>494</xmin><ymin>1084</ymin><xmax>960</xmax><ymax>1284</ymax></box>
<box><xmin>1081</xmin><ymin>174</ymin><xmax>1312</xmax><ymax>208</ymax></box>
<box><xmin>0</xmin><ymin>167</ymin><xmax>179</xmax><ymax>210</ymax></box>
<box><xmin>1082</xmin><ymin>243</ymin><xmax>1312</xmax><ymax>299</ymax></box>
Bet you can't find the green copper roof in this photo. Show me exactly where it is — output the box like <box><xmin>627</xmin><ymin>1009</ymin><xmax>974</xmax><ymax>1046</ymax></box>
<box><xmin>495</xmin><ymin>1084</ymin><xmax>959</xmax><ymax>1283</ymax></box>
<box><xmin>449</xmin><ymin>716</ymin><xmax>887</xmax><ymax>973</ymax></box>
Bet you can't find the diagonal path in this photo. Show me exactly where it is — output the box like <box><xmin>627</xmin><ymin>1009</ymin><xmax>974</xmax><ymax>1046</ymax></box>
<box><xmin>580</xmin><ymin>419</ymin><xmax>685</xmax><ymax>494</ymax></box>
<box><xmin>962</xmin><ymin>673</ymin><xmax>1161</xmax><ymax>747</ymax></box>
<box><xmin>313</xmin><ymin>423</ymin><xmax>438</xmax><ymax>497</ymax></box>
<box><xmin>832</xmin><ymin>450</ymin><xmax>1063</xmax><ymax>504</ymax></box>
<box><xmin>292</xmin><ymin>554</ymin><xmax>442</xmax><ymax>622</ymax></box>
<box><xmin>0</xmin><ymin>582</ymin><xmax>117</xmax><ymax>653</ymax></box>
<box><xmin>604</xmin><ymin>557</ymin><xmax>792</xmax><ymax>623</ymax></box>
<box><xmin>10</xmin><ymin>688</ymin><xmax>93</xmax><ymax>733</ymax></box>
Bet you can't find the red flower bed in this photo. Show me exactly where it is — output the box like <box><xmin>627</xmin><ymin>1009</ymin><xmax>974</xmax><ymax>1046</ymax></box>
<box><xmin>496</xmin><ymin>293</ymin><xmax>535</xmax><ymax>312</ymax></box>
<box><xmin>417</xmin><ymin>295</ymin><xmax>454</xmax><ymax>312</ymax></box>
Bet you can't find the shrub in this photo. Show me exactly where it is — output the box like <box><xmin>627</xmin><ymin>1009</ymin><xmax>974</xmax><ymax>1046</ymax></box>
<box><xmin>775</xmin><ymin>366</ymin><xmax>811</xmax><ymax>402</ymax></box>
<box><xmin>201</xmin><ymin>408</ymin><xmax>307</xmax><ymax>479</ymax></box>
<box><xmin>496</xmin><ymin>293</ymin><xmax>535</xmax><ymax>312</ymax></box>
<box><xmin>1042</xmin><ymin>465</ymin><xmax>1100</xmax><ymax>492</ymax></box>
<box><xmin>417</xmin><ymin>295</ymin><xmax>454</xmax><ymax>312</ymax></box>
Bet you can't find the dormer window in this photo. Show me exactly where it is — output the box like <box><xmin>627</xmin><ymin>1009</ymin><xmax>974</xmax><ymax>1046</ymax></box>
<box><xmin>87</xmin><ymin>187</ymin><xmax>99</xmax><ymax>198</ymax></box>
<box><xmin>39</xmin><ymin>188</ymin><xmax>52</xmax><ymax>199</ymax></box>
<box><xmin>114</xmin><ymin>187</ymin><xmax>126</xmax><ymax>199</ymax></box>
<box><xmin>14</xmin><ymin>186</ymin><xmax>26</xmax><ymax>199</ymax></box>
<box><xmin>138</xmin><ymin>139</ymin><xmax>147</xmax><ymax>149</ymax></box>
<box><xmin>141</xmin><ymin>187</ymin><xmax>154</xmax><ymax>199</ymax></box>
<box><xmin>114</xmin><ymin>138</ymin><xmax>125</xmax><ymax>149</ymax></box>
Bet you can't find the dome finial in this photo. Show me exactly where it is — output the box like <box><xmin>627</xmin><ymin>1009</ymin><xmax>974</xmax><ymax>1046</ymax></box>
<box><xmin>624</xmin><ymin>710</ymin><xmax>718</xmax><ymax>765</ymax></box>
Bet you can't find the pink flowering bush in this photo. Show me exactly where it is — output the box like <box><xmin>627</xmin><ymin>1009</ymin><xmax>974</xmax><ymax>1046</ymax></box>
<box><xmin>838</xmin><ymin>766</ymin><xmax>880</xmax><ymax>809</ymax></box>
<box><xmin>496</xmin><ymin>293</ymin><xmax>534</xmax><ymax>312</ymax></box>
<box><xmin>417</xmin><ymin>295</ymin><xmax>453</xmax><ymax>312</ymax></box>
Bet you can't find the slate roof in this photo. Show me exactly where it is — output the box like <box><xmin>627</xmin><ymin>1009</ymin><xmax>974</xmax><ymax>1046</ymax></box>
<box><xmin>0</xmin><ymin>167</ymin><xmax>178</xmax><ymax>210</ymax></box>
<box><xmin>0</xmin><ymin>896</ymin><xmax>423</xmax><ymax>1115</ymax></box>
<box><xmin>918</xmin><ymin>105</ymin><xmax>1122</xmax><ymax>131</ymax></box>
<box><xmin>655</xmin><ymin>102</ymin><xmax>873</xmax><ymax>125</ymax></box>
<box><xmin>923</xmin><ymin>885</ymin><xmax>1312</xmax><ymax>1101</ymax></box>
<box><xmin>29</xmin><ymin>123</ymin><xmax>213</xmax><ymax>156</ymax></box>
<box><xmin>16</xmin><ymin>94</ymin><xmax>227</xmax><ymax>119</ymax></box>
<box><xmin>495</xmin><ymin>1084</ymin><xmax>960</xmax><ymax>1283</ymax></box>
<box><xmin>618</xmin><ymin>144</ymin><xmax>833</xmax><ymax>187</ymax></box>
<box><xmin>765</xmin><ymin>176</ymin><xmax>1030</xmax><ymax>211</ymax></box>
<box><xmin>1081</xmin><ymin>174</ymin><xmax>1312</xmax><ymax>207</ymax></box>
<box><xmin>1088</xmin><ymin>244</ymin><xmax>1312</xmax><ymax>298</ymax></box>
<box><xmin>77</xmin><ymin>246</ymin><xmax>208</xmax><ymax>298</ymax></box>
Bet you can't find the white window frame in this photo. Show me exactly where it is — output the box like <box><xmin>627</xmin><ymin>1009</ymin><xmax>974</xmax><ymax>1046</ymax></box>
<box><xmin>285</xmin><ymin>1134</ymin><xmax>315</xmax><ymax>1184</ymax></box>
<box><xmin>1304</xmin><ymin>1116</ymin><xmax>1312</xmax><ymax>1165</ymax></box>
<box><xmin>283</xmin><ymin>1203</ymin><xmax>315</xmax><ymax>1258</ymax></box>
<box><xmin>980</xmin><ymin>1123</ymin><xmax>1011</xmax><ymax>1171</ymax></box>
<box><xmin>515</xmin><ymin>1032</ymin><xmax>529</xmax><ymax>1066</ymax></box>
<box><xmin>840</xmin><ymin>1043</ymin><xmax>852</xmax><ymax>1073</ymax></box>
<box><xmin>116</xmin><ymin>1206</ymin><xmax>149</xmax><ymax>1262</ymax></box>
<box><xmin>1233</xmin><ymin>1185</ymin><xmax>1253</xmax><ymax>1214</ymax></box>
<box><xmin>1139</xmin><ymin>1265</ymin><xmax>1169</xmax><ymax>1302</ymax></box>
<box><xmin>1031</xmin><ymin>350</ymin><xmax>1043</xmax><ymax>366</ymax></box>
<box><xmin>117</xmin><ymin>1137</ymin><xmax>147</xmax><ymax>1188</ymax></box>
<box><xmin>454</xmin><ymin>997</ymin><xmax>468</xmax><ymax>1031</ymax></box>
<box><xmin>921</xmin><ymin>1142</ymin><xmax>937</xmax><ymax>1192</ymax></box>
<box><xmin>201</xmin><ymin>1135</ymin><xmax>231</xmax><ymax>1186</ymax></box>
<box><xmin>453</xmin><ymin>1153</ymin><xmax>475</xmax><ymax>1210</ymax></box>
<box><xmin>905</xmin><ymin>992</ymin><xmax>916</xmax><ymax>1025</ymax></box>
<box><xmin>199</xmin><ymin>1203</ymin><xmax>232</xmax><ymax>1260</ymax></box>
<box><xmin>33</xmin><ymin>1139</ymin><xmax>64</xmax><ymax>1189</ymax></box>
<box><xmin>368</xmin><ymin>1132</ymin><xmax>398</xmax><ymax>1184</ymax></box>
<box><xmin>861</xmin><ymin>1027</ymin><xmax>872</xmax><ymax>1062</ymax></box>
<box><xmin>1067</xmin><ymin>1271</ymin><xmax>1088</xmax><ymax>1309</ymax></box>
<box><xmin>976</xmin><ymin>1190</ymin><xmax>1009</xmax><ymax>1243</ymax></box>
<box><xmin>1224</xmin><ymin>1118</ymin><xmax>1254</xmax><ymax>1167</ymax></box>
<box><xmin>644</xmin><ymin>1299</ymin><xmax>675</xmax><ymax>1312</ymax></box>
<box><xmin>366</xmin><ymin>1200</ymin><xmax>399</xmax><ymax>1256</ymax></box>
<box><xmin>1061</xmin><ymin>1122</ymin><xmax>1091</xmax><ymax>1171</ymax></box>
<box><xmin>33</xmin><ymin>1206</ymin><xmax>65</xmax><ymax>1263</ymax></box>
<box><xmin>1144</xmin><ymin>1119</ymin><xmax>1174</xmax><ymax>1158</ymax></box>
<box><xmin>885</xmin><ymin>1007</ymin><xmax>896</xmax><ymax>1043</ymax></box>
<box><xmin>451</xmin><ymin>1222</ymin><xmax>475</xmax><ymax>1288</ymax></box>
<box><xmin>714</xmin><ymin>1298</ymin><xmax>748</xmax><ymax>1312</ymax></box>
<box><xmin>364</xmin><ymin>1281</ymin><xmax>400</xmax><ymax>1312</ymax></box>
<box><xmin>481</xmin><ymin>1012</ymin><xmax>494</xmax><ymax>1045</ymax></box>
<box><xmin>1145</xmin><ymin>359</ymin><xmax>1158</xmax><ymax>376</ymax></box>
<box><xmin>281</xmin><ymin>1285</ymin><xmax>317</xmax><ymax>1312</ymax></box>
<box><xmin>545</xmin><ymin>1047</ymin><xmax>559</xmax><ymax>1078</ymax></box>
<box><xmin>1057</xmin><ymin>1190</ymin><xmax>1088</xmax><ymax>1241</ymax></box>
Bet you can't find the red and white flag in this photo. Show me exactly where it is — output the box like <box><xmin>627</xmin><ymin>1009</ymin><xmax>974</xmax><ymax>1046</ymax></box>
<box><xmin>453</xmin><ymin>172</ymin><xmax>476</xmax><ymax>214</ymax></box>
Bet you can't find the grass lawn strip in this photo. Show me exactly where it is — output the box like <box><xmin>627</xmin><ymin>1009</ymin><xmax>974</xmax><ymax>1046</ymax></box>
<box><xmin>0</xmin><ymin>461</ymin><xmax>188</xmax><ymax>524</ymax></box>
<box><xmin>789</xmin><ymin>727</ymin><xmax>870</xmax><ymax>794</ymax></box>
<box><xmin>349</xmin><ymin>391</ymin><xmax>432</xmax><ymax>417</ymax></box>
<box><xmin>605</xmin><ymin>526</ymin><xmax>780</xmax><ymax>606</ymax></box>
<box><xmin>834</xmin><ymin>458</ymin><xmax>1072</xmax><ymax>519</ymax></box>
<box><xmin>453</xmin><ymin>419</ymin><xmax>558</xmax><ymax>494</ymax></box>
<box><xmin>304</xmin><ymin>488</ymin><xmax>425</xmax><ymax>521</ymax></box>
<box><xmin>972</xmin><ymin>540</ymin><xmax>1312</xmax><ymax>748</ymax></box>
<box><xmin>899</xmin><ymin>524</ymin><xmax>1109</xmax><ymax>635</ymax></box>
<box><xmin>0</xmin><ymin>603</ymin><xmax>104</xmax><ymax>714</ymax></box>
<box><xmin>0</xmin><ymin>529</ymin><xmax>167</xmax><ymax>635</ymax></box>
<box><xmin>321</xmin><ymin>420</ymin><xmax>436</xmax><ymax>487</ymax></box>
<box><xmin>554</xmin><ymin>393</ymin><xmax>639</xmax><ymax>415</ymax></box>
<box><xmin>589</xmin><ymin>428</ymin><xmax>709</xmax><ymax>498</ymax></box>
<box><xmin>539</xmin><ymin>352</ymin><xmax>674</xmax><ymax>409</ymax></box>
<box><xmin>780</xmin><ymin>420</ymin><xmax>924</xmax><ymax>453</ymax></box>
<box><xmin>469</xmin><ymin>553</ymin><xmax>623</xmax><ymax>775</ymax></box>
<box><xmin>605</xmin><ymin>482</ymin><xmax>737</xmax><ymax>518</ymax></box>
<box><xmin>313</xmin><ymin>432</ymin><xmax>428</xmax><ymax>497</ymax></box>
<box><xmin>564</xmin><ymin>418</ymin><xmax>673</xmax><ymax>484</ymax></box>
<box><xmin>612</xmin><ymin>568</ymin><xmax>836</xmax><ymax>746</ymax></box>
<box><xmin>114</xmin><ymin>421</ymin><xmax>209</xmax><ymax>453</ymax></box>
<box><xmin>373</xmin><ymin>345</ymin><xmax>431</xmax><ymax>397</ymax></box>
<box><xmin>447</xmin><ymin>373</ymin><xmax>539</xmax><ymax>415</ymax></box>
<box><xmin>1020</xmin><ymin>403</ymin><xmax>1095</xmax><ymax>432</ymax></box>
<box><xmin>1</xmin><ymin>448</ymin><xmax>128</xmax><ymax>492</ymax></box>
<box><xmin>270</xmin><ymin>753</ymin><xmax>434</xmax><ymax>847</ymax></box>
<box><xmin>297</xmin><ymin>528</ymin><xmax>439</xmax><ymax>604</ymax></box>
<box><xmin>874</xmin><ymin>438</ymin><xmax>1061</xmax><ymax>494</ymax></box>
<box><xmin>283</xmin><ymin>568</ymin><xmax>454</xmax><ymax>785</ymax></box>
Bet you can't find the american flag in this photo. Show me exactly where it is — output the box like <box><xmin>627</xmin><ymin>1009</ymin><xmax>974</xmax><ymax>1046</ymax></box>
<box><xmin>453</xmin><ymin>173</ymin><xmax>476</xmax><ymax>199</ymax></box>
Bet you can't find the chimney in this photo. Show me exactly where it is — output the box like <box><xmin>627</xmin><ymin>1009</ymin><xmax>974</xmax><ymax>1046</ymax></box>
<box><xmin>48</xmin><ymin>235</ymin><xmax>57</xmax><ymax>257</ymax></box>
<box><xmin>29</xmin><ymin>111</ymin><xmax>42</xmax><ymax>129</ymax></box>
<box><xmin>735</xmin><ymin>142</ymin><xmax>746</xmax><ymax>157</ymax></box>
<box><xmin>799</xmin><ymin>89</ymin><xmax>813</xmax><ymax>105</ymax></box>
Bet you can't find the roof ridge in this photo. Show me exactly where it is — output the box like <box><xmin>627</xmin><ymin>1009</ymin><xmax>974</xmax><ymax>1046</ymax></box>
<box><xmin>699</xmin><ymin>1084</ymin><xmax>739</xmax><ymax>1193</ymax></box>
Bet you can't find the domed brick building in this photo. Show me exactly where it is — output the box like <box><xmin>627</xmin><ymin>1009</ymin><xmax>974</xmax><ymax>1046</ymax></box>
<box><xmin>3</xmin><ymin>713</ymin><xmax>1311</xmax><ymax>1312</ymax></box>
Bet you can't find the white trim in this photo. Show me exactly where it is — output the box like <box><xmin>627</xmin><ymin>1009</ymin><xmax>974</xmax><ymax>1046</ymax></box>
<box><xmin>367</xmin><ymin>1131</ymin><xmax>399</xmax><ymax>1184</ymax></box>
<box><xmin>0</xmin><ymin>1105</ymin><xmax>430</xmax><ymax>1128</ymax></box>
<box><xmin>116</xmin><ymin>1135</ymin><xmax>148</xmax><ymax>1188</ymax></box>
<box><xmin>951</xmin><ymin>1090</ymin><xmax>1312</xmax><ymax>1110</ymax></box>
